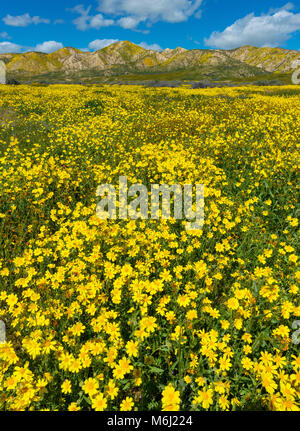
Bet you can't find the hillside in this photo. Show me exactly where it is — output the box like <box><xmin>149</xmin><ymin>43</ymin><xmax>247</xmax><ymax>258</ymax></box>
<box><xmin>0</xmin><ymin>41</ymin><xmax>299</xmax><ymax>84</ymax></box>
<box><xmin>227</xmin><ymin>45</ymin><xmax>300</xmax><ymax>73</ymax></box>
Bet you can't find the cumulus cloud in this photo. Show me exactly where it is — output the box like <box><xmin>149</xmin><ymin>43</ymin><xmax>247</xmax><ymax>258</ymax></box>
<box><xmin>0</xmin><ymin>39</ymin><xmax>63</xmax><ymax>54</ymax></box>
<box><xmin>268</xmin><ymin>2</ymin><xmax>294</xmax><ymax>14</ymax></box>
<box><xmin>70</xmin><ymin>1</ymin><xmax>203</xmax><ymax>30</ymax></box>
<box><xmin>70</xmin><ymin>5</ymin><xmax>114</xmax><ymax>30</ymax></box>
<box><xmin>89</xmin><ymin>14</ymin><xmax>114</xmax><ymax>29</ymax></box>
<box><xmin>0</xmin><ymin>32</ymin><xmax>10</xmax><ymax>39</ymax></box>
<box><xmin>0</xmin><ymin>41</ymin><xmax>22</xmax><ymax>53</ymax></box>
<box><xmin>138</xmin><ymin>42</ymin><xmax>162</xmax><ymax>51</ymax></box>
<box><xmin>3</xmin><ymin>13</ymin><xmax>50</xmax><ymax>27</ymax></box>
<box><xmin>35</xmin><ymin>41</ymin><xmax>64</xmax><ymax>53</ymax></box>
<box><xmin>97</xmin><ymin>0</ymin><xmax>203</xmax><ymax>24</ymax></box>
<box><xmin>205</xmin><ymin>7</ymin><xmax>300</xmax><ymax>49</ymax></box>
<box><xmin>88</xmin><ymin>39</ymin><xmax>119</xmax><ymax>50</ymax></box>
<box><xmin>117</xmin><ymin>16</ymin><xmax>144</xmax><ymax>29</ymax></box>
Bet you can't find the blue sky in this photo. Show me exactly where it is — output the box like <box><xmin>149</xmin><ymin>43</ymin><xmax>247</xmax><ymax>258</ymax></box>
<box><xmin>0</xmin><ymin>1</ymin><xmax>300</xmax><ymax>53</ymax></box>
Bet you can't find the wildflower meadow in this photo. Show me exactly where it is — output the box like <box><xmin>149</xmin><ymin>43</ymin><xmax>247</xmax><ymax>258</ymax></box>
<box><xmin>0</xmin><ymin>84</ymin><xmax>299</xmax><ymax>411</ymax></box>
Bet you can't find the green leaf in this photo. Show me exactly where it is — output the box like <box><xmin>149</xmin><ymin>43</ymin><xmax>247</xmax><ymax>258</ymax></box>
<box><xmin>148</xmin><ymin>366</ymin><xmax>164</xmax><ymax>374</ymax></box>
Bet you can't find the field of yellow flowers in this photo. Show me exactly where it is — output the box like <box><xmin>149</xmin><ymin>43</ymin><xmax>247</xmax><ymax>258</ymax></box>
<box><xmin>0</xmin><ymin>84</ymin><xmax>299</xmax><ymax>411</ymax></box>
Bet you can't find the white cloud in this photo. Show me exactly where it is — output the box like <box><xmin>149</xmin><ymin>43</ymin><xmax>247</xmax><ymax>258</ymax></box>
<box><xmin>3</xmin><ymin>13</ymin><xmax>50</xmax><ymax>27</ymax></box>
<box><xmin>89</xmin><ymin>14</ymin><xmax>114</xmax><ymax>29</ymax></box>
<box><xmin>0</xmin><ymin>41</ymin><xmax>22</xmax><ymax>53</ymax></box>
<box><xmin>0</xmin><ymin>39</ymin><xmax>64</xmax><ymax>54</ymax></box>
<box><xmin>71</xmin><ymin>5</ymin><xmax>114</xmax><ymax>30</ymax></box>
<box><xmin>0</xmin><ymin>32</ymin><xmax>10</xmax><ymax>39</ymax></box>
<box><xmin>268</xmin><ymin>2</ymin><xmax>294</xmax><ymax>14</ymax></box>
<box><xmin>117</xmin><ymin>16</ymin><xmax>144</xmax><ymax>29</ymax></box>
<box><xmin>54</xmin><ymin>19</ymin><xmax>64</xmax><ymax>25</ymax></box>
<box><xmin>88</xmin><ymin>39</ymin><xmax>119</xmax><ymax>50</ymax></box>
<box><xmin>138</xmin><ymin>42</ymin><xmax>162</xmax><ymax>51</ymax></box>
<box><xmin>70</xmin><ymin>1</ymin><xmax>202</xmax><ymax>30</ymax></box>
<box><xmin>35</xmin><ymin>41</ymin><xmax>64</xmax><ymax>53</ymax></box>
<box><xmin>97</xmin><ymin>0</ymin><xmax>203</xmax><ymax>24</ymax></box>
<box><xmin>205</xmin><ymin>8</ymin><xmax>300</xmax><ymax>49</ymax></box>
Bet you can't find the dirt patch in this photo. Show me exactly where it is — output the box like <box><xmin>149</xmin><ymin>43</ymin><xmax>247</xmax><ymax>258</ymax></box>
<box><xmin>0</xmin><ymin>107</ymin><xmax>17</xmax><ymax>127</ymax></box>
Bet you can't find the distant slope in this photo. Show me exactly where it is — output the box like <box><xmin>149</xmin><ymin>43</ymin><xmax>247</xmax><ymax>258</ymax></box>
<box><xmin>227</xmin><ymin>45</ymin><xmax>300</xmax><ymax>73</ymax></box>
<box><xmin>0</xmin><ymin>41</ymin><xmax>299</xmax><ymax>83</ymax></box>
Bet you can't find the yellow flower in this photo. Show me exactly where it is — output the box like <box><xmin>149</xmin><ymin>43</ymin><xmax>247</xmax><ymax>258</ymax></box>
<box><xmin>92</xmin><ymin>393</ymin><xmax>107</xmax><ymax>411</ymax></box>
<box><xmin>162</xmin><ymin>384</ymin><xmax>180</xmax><ymax>411</ymax></box>
<box><xmin>106</xmin><ymin>380</ymin><xmax>119</xmax><ymax>400</ymax></box>
<box><xmin>82</xmin><ymin>377</ymin><xmax>99</xmax><ymax>397</ymax></box>
<box><xmin>241</xmin><ymin>357</ymin><xmax>253</xmax><ymax>371</ymax></box>
<box><xmin>184</xmin><ymin>375</ymin><xmax>192</xmax><ymax>384</ymax></box>
<box><xmin>68</xmin><ymin>402</ymin><xmax>80</xmax><ymax>411</ymax></box>
<box><xmin>197</xmin><ymin>388</ymin><xmax>214</xmax><ymax>409</ymax></box>
<box><xmin>219</xmin><ymin>395</ymin><xmax>229</xmax><ymax>410</ymax></box>
<box><xmin>120</xmin><ymin>397</ymin><xmax>134</xmax><ymax>411</ymax></box>
<box><xmin>227</xmin><ymin>297</ymin><xmax>239</xmax><ymax>310</ymax></box>
<box><xmin>126</xmin><ymin>340</ymin><xmax>139</xmax><ymax>357</ymax></box>
<box><xmin>61</xmin><ymin>380</ymin><xmax>72</xmax><ymax>394</ymax></box>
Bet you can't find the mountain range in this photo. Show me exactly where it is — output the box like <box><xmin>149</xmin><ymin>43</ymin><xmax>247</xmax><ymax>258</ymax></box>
<box><xmin>1</xmin><ymin>41</ymin><xmax>299</xmax><ymax>84</ymax></box>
